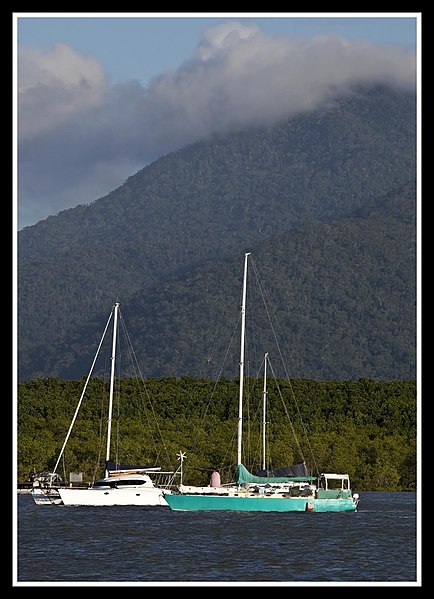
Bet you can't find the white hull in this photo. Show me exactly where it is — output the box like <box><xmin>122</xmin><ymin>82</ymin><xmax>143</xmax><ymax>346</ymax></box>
<box><xmin>31</xmin><ymin>487</ymin><xmax>63</xmax><ymax>505</ymax></box>
<box><xmin>32</xmin><ymin>305</ymin><xmax>179</xmax><ymax>509</ymax></box>
<box><xmin>58</xmin><ymin>486</ymin><xmax>170</xmax><ymax>506</ymax></box>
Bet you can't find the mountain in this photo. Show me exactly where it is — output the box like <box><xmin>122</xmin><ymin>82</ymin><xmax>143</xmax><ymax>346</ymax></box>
<box><xmin>17</xmin><ymin>84</ymin><xmax>416</xmax><ymax>381</ymax></box>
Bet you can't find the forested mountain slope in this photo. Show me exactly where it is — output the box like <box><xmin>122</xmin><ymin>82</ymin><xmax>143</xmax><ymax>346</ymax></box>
<box><xmin>18</xmin><ymin>85</ymin><xmax>416</xmax><ymax>381</ymax></box>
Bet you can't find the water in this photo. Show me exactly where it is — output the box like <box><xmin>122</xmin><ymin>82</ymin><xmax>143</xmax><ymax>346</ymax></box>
<box><xmin>15</xmin><ymin>492</ymin><xmax>418</xmax><ymax>586</ymax></box>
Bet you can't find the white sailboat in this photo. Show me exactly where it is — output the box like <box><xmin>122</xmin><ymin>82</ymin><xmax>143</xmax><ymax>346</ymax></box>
<box><xmin>32</xmin><ymin>302</ymin><xmax>178</xmax><ymax>507</ymax></box>
<box><xmin>165</xmin><ymin>252</ymin><xmax>360</xmax><ymax>512</ymax></box>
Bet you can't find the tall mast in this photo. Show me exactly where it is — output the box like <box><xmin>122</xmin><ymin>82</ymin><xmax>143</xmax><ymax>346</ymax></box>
<box><xmin>53</xmin><ymin>309</ymin><xmax>114</xmax><ymax>475</ymax></box>
<box><xmin>262</xmin><ymin>352</ymin><xmax>268</xmax><ymax>471</ymax></box>
<box><xmin>105</xmin><ymin>302</ymin><xmax>119</xmax><ymax>477</ymax></box>
<box><xmin>237</xmin><ymin>252</ymin><xmax>250</xmax><ymax>466</ymax></box>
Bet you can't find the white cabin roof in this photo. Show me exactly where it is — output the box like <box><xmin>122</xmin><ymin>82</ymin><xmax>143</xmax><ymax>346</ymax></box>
<box><xmin>321</xmin><ymin>473</ymin><xmax>350</xmax><ymax>481</ymax></box>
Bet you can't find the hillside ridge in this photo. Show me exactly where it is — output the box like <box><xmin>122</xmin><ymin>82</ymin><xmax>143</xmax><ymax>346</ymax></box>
<box><xmin>18</xmin><ymin>85</ymin><xmax>416</xmax><ymax>381</ymax></box>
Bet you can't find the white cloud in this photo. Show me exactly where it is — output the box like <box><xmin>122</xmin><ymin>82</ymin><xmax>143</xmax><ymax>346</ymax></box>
<box><xmin>17</xmin><ymin>21</ymin><xmax>416</xmax><ymax>229</ymax></box>
<box><xmin>18</xmin><ymin>43</ymin><xmax>107</xmax><ymax>141</ymax></box>
<box><xmin>195</xmin><ymin>20</ymin><xmax>260</xmax><ymax>60</ymax></box>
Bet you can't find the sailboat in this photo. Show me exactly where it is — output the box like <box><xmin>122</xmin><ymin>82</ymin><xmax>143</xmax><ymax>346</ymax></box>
<box><xmin>164</xmin><ymin>252</ymin><xmax>360</xmax><ymax>513</ymax></box>
<box><xmin>32</xmin><ymin>302</ymin><xmax>178</xmax><ymax>507</ymax></box>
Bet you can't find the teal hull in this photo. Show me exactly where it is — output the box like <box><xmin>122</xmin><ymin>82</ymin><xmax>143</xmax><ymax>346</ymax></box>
<box><xmin>164</xmin><ymin>493</ymin><xmax>357</xmax><ymax>512</ymax></box>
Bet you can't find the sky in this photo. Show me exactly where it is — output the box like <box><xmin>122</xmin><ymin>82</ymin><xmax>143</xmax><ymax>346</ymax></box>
<box><xmin>13</xmin><ymin>12</ymin><xmax>420</xmax><ymax>229</ymax></box>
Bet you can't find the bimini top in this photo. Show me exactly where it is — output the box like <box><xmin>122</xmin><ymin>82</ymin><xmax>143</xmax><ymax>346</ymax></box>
<box><xmin>236</xmin><ymin>463</ymin><xmax>316</xmax><ymax>485</ymax></box>
<box><xmin>105</xmin><ymin>460</ymin><xmax>161</xmax><ymax>474</ymax></box>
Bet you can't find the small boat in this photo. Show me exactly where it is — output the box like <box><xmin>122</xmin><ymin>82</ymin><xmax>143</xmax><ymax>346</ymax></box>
<box><xmin>32</xmin><ymin>302</ymin><xmax>178</xmax><ymax>507</ymax></box>
<box><xmin>164</xmin><ymin>252</ymin><xmax>360</xmax><ymax>513</ymax></box>
<box><xmin>30</xmin><ymin>471</ymin><xmax>63</xmax><ymax>505</ymax></box>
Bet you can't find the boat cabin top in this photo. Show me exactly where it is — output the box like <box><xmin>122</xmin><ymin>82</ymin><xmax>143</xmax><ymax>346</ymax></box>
<box><xmin>320</xmin><ymin>473</ymin><xmax>351</xmax><ymax>490</ymax></box>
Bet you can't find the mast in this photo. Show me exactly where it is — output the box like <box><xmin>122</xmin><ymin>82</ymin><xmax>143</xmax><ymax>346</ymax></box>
<box><xmin>53</xmin><ymin>309</ymin><xmax>114</xmax><ymax>475</ymax></box>
<box><xmin>105</xmin><ymin>302</ymin><xmax>119</xmax><ymax>477</ymax></box>
<box><xmin>237</xmin><ymin>252</ymin><xmax>250</xmax><ymax>466</ymax></box>
<box><xmin>262</xmin><ymin>352</ymin><xmax>268</xmax><ymax>471</ymax></box>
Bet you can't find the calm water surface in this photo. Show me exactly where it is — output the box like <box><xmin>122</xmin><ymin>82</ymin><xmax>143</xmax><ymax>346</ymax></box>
<box><xmin>15</xmin><ymin>491</ymin><xmax>418</xmax><ymax>586</ymax></box>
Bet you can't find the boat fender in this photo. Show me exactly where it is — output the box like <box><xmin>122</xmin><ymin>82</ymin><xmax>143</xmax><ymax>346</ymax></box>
<box><xmin>209</xmin><ymin>470</ymin><xmax>221</xmax><ymax>487</ymax></box>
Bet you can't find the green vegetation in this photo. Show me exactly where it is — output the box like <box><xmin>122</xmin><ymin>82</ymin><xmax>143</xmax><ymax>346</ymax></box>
<box><xmin>17</xmin><ymin>376</ymin><xmax>417</xmax><ymax>492</ymax></box>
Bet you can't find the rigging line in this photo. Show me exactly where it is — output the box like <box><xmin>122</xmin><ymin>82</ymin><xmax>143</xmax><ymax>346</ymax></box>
<box><xmin>117</xmin><ymin>309</ymin><xmax>175</xmax><ymax>469</ymax></box>
<box><xmin>182</xmin><ymin>310</ymin><xmax>241</xmax><ymax>480</ymax></box>
<box><xmin>245</xmin><ymin>352</ymin><xmax>273</xmax><ymax>471</ymax></box>
<box><xmin>117</xmin><ymin>313</ymin><xmax>164</xmax><ymax>460</ymax></box>
<box><xmin>199</xmin><ymin>309</ymin><xmax>241</xmax><ymax>423</ymax></box>
<box><xmin>114</xmin><ymin>332</ymin><xmax>121</xmax><ymax>467</ymax></box>
<box><xmin>115</xmin><ymin>309</ymin><xmax>159</xmax><ymax>461</ymax></box>
<box><xmin>245</xmin><ymin>260</ymin><xmax>262</xmax><ymax>374</ymax></box>
<box><xmin>214</xmin><ymin>424</ymin><xmax>238</xmax><ymax>479</ymax></box>
<box><xmin>250</xmin><ymin>255</ymin><xmax>291</xmax><ymax>378</ymax></box>
<box><xmin>249</xmin><ymin>255</ymin><xmax>302</xmax><ymax>381</ymax></box>
<box><xmin>53</xmin><ymin>307</ymin><xmax>114</xmax><ymax>475</ymax></box>
<box><xmin>93</xmin><ymin>377</ymin><xmax>107</xmax><ymax>483</ymax></box>
<box><xmin>250</xmin><ymin>255</ymin><xmax>318</xmax><ymax>472</ymax></box>
<box><xmin>242</xmin><ymin>343</ymin><xmax>265</xmax><ymax>470</ymax></box>
<box><xmin>197</xmin><ymin>320</ymin><xmax>223</xmax><ymax>380</ymax></box>
<box><xmin>266</xmin><ymin>357</ymin><xmax>306</xmax><ymax>464</ymax></box>
<box><xmin>267</xmin><ymin>356</ymin><xmax>319</xmax><ymax>474</ymax></box>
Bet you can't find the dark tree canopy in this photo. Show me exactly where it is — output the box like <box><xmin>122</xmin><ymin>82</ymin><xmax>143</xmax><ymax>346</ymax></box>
<box><xmin>18</xmin><ymin>85</ymin><xmax>416</xmax><ymax>382</ymax></box>
<box><xmin>17</xmin><ymin>376</ymin><xmax>416</xmax><ymax>492</ymax></box>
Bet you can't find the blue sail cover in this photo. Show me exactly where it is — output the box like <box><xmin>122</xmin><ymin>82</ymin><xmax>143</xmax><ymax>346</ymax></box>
<box><xmin>236</xmin><ymin>463</ymin><xmax>316</xmax><ymax>484</ymax></box>
<box><xmin>256</xmin><ymin>462</ymin><xmax>312</xmax><ymax>478</ymax></box>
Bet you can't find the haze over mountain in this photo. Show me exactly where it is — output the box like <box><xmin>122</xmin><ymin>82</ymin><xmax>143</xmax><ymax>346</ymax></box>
<box><xmin>18</xmin><ymin>84</ymin><xmax>416</xmax><ymax>382</ymax></box>
<box><xmin>18</xmin><ymin>20</ymin><xmax>415</xmax><ymax>228</ymax></box>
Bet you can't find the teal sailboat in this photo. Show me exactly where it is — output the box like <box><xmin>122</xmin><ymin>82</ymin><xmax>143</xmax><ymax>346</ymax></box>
<box><xmin>164</xmin><ymin>253</ymin><xmax>360</xmax><ymax>513</ymax></box>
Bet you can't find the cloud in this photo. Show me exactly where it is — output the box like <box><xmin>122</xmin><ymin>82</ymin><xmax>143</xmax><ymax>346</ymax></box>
<box><xmin>18</xmin><ymin>43</ymin><xmax>107</xmax><ymax>140</ymax></box>
<box><xmin>17</xmin><ymin>21</ymin><xmax>416</xmax><ymax>228</ymax></box>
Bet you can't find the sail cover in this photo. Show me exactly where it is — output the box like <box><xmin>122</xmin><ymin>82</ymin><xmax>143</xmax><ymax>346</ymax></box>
<box><xmin>256</xmin><ymin>463</ymin><xmax>311</xmax><ymax>478</ymax></box>
<box><xmin>236</xmin><ymin>463</ymin><xmax>316</xmax><ymax>484</ymax></box>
